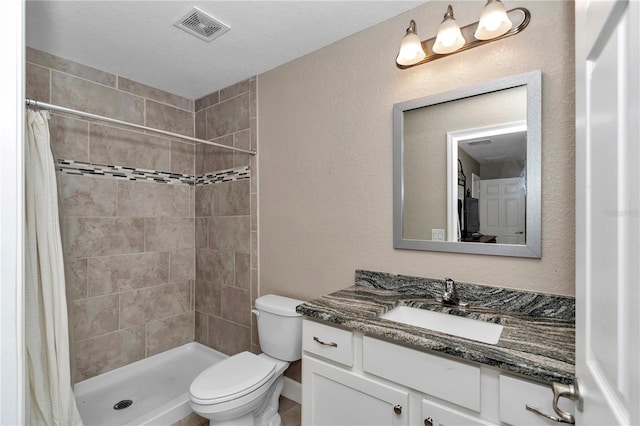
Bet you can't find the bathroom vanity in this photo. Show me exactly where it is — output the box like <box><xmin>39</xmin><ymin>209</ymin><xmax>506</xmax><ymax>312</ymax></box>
<box><xmin>297</xmin><ymin>271</ymin><xmax>576</xmax><ymax>426</ymax></box>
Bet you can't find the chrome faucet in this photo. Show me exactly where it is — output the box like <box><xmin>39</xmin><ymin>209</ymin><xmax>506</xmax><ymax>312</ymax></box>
<box><xmin>442</xmin><ymin>278</ymin><xmax>460</xmax><ymax>306</ymax></box>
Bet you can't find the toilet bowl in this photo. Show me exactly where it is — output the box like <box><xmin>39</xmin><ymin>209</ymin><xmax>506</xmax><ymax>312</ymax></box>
<box><xmin>189</xmin><ymin>295</ymin><xmax>303</xmax><ymax>426</ymax></box>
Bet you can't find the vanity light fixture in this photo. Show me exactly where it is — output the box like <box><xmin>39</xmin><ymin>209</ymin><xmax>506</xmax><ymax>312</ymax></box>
<box><xmin>475</xmin><ymin>0</ymin><xmax>513</xmax><ymax>40</ymax></box>
<box><xmin>396</xmin><ymin>1</ymin><xmax>530</xmax><ymax>69</ymax></box>
<box><xmin>433</xmin><ymin>5</ymin><xmax>465</xmax><ymax>54</ymax></box>
<box><xmin>396</xmin><ymin>20</ymin><xmax>427</xmax><ymax>66</ymax></box>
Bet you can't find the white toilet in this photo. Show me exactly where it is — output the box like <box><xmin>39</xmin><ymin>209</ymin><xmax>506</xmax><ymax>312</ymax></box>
<box><xmin>189</xmin><ymin>295</ymin><xmax>304</xmax><ymax>426</ymax></box>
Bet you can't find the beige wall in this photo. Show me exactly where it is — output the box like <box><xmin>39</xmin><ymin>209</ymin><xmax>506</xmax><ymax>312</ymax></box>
<box><xmin>258</xmin><ymin>0</ymin><xmax>575</xmax><ymax>300</ymax></box>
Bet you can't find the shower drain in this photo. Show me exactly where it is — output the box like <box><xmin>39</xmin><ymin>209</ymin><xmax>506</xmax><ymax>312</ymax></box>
<box><xmin>113</xmin><ymin>400</ymin><xmax>133</xmax><ymax>410</ymax></box>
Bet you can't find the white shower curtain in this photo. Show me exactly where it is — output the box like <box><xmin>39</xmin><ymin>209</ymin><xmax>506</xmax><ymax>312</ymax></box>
<box><xmin>24</xmin><ymin>110</ymin><xmax>83</xmax><ymax>426</ymax></box>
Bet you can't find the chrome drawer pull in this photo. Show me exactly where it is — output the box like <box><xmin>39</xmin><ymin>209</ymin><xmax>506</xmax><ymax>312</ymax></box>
<box><xmin>526</xmin><ymin>405</ymin><xmax>565</xmax><ymax>423</ymax></box>
<box><xmin>313</xmin><ymin>336</ymin><xmax>338</xmax><ymax>347</ymax></box>
<box><xmin>525</xmin><ymin>381</ymin><xmax>579</xmax><ymax>424</ymax></box>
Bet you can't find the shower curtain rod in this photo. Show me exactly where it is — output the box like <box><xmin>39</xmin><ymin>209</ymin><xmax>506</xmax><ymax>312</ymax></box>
<box><xmin>24</xmin><ymin>98</ymin><xmax>257</xmax><ymax>156</ymax></box>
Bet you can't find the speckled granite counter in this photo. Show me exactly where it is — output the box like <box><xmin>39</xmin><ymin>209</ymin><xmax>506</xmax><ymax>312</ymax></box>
<box><xmin>296</xmin><ymin>270</ymin><xmax>575</xmax><ymax>385</ymax></box>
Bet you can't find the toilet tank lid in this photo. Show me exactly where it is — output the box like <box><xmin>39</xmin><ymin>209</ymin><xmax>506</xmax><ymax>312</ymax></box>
<box><xmin>255</xmin><ymin>295</ymin><xmax>304</xmax><ymax>317</ymax></box>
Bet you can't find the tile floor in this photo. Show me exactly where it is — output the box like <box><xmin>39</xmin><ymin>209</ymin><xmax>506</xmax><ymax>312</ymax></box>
<box><xmin>173</xmin><ymin>396</ymin><xmax>301</xmax><ymax>426</ymax></box>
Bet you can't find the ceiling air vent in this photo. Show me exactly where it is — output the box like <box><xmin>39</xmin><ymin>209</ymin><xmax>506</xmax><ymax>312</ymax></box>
<box><xmin>174</xmin><ymin>6</ymin><xmax>230</xmax><ymax>42</ymax></box>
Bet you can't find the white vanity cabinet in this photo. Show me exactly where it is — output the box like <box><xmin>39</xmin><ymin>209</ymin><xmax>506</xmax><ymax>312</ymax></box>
<box><xmin>302</xmin><ymin>321</ymin><xmax>409</xmax><ymax>425</ymax></box>
<box><xmin>302</xmin><ymin>319</ymin><xmax>574</xmax><ymax>426</ymax></box>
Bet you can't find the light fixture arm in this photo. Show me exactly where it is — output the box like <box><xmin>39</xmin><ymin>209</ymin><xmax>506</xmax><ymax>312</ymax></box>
<box><xmin>396</xmin><ymin>7</ymin><xmax>530</xmax><ymax>69</ymax></box>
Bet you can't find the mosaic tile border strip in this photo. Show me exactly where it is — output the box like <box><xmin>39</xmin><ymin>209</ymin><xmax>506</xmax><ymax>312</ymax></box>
<box><xmin>56</xmin><ymin>159</ymin><xmax>250</xmax><ymax>186</ymax></box>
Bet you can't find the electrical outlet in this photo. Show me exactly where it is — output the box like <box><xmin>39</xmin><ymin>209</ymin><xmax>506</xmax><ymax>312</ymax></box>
<box><xmin>432</xmin><ymin>229</ymin><xmax>445</xmax><ymax>241</ymax></box>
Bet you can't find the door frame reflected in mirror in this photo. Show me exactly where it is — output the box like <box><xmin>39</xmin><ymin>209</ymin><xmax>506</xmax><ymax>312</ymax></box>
<box><xmin>393</xmin><ymin>70</ymin><xmax>541</xmax><ymax>257</ymax></box>
<box><xmin>446</xmin><ymin>120</ymin><xmax>527</xmax><ymax>243</ymax></box>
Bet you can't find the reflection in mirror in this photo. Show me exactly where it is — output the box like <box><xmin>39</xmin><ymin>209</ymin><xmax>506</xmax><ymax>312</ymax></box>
<box><xmin>448</xmin><ymin>120</ymin><xmax>527</xmax><ymax>245</ymax></box>
<box><xmin>393</xmin><ymin>71</ymin><xmax>541</xmax><ymax>257</ymax></box>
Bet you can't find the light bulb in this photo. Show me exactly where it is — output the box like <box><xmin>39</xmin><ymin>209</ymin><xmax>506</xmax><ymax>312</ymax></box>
<box><xmin>474</xmin><ymin>0</ymin><xmax>512</xmax><ymax>40</ymax></box>
<box><xmin>433</xmin><ymin>5</ymin><xmax>465</xmax><ymax>55</ymax></box>
<box><xmin>396</xmin><ymin>20</ymin><xmax>426</xmax><ymax>66</ymax></box>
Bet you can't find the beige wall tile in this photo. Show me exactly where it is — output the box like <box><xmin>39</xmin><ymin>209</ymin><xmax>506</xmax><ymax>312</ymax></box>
<box><xmin>284</xmin><ymin>360</ymin><xmax>302</xmax><ymax>383</ymax></box>
<box><xmin>208</xmin><ymin>316</ymin><xmax>250</xmax><ymax>355</ymax></box>
<box><xmin>199</xmin><ymin>136</ymin><xmax>234</xmax><ymax>173</ymax></box>
<box><xmin>220</xmin><ymin>79</ymin><xmax>250</xmax><ymax>102</ymax></box>
<box><xmin>146</xmin><ymin>312</ymin><xmax>194</xmax><ymax>356</ymax></box>
<box><xmin>27</xmin><ymin>47</ymin><xmax>116</xmax><ymax>87</ymax></box>
<box><xmin>220</xmin><ymin>286</ymin><xmax>251</xmax><ymax>326</ymax></box>
<box><xmin>190</xmin><ymin>186</ymin><xmax>196</xmax><ymax>219</ymax></box>
<box><xmin>52</xmin><ymin>71</ymin><xmax>143</xmax><ymax>123</ymax></box>
<box><xmin>26</xmin><ymin>63</ymin><xmax>50</xmax><ymax>103</ymax></box>
<box><xmin>59</xmin><ymin>174</ymin><xmax>117</xmax><ymax>217</ymax></box>
<box><xmin>89</xmin><ymin>124</ymin><xmax>170</xmax><ymax>171</ymax></box>
<box><xmin>234</xmin><ymin>253</ymin><xmax>250</xmax><ymax>289</ymax></box>
<box><xmin>233</xmin><ymin>129</ymin><xmax>251</xmax><ymax>168</ymax></box>
<box><xmin>64</xmin><ymin>217</ymin><xmax>144</xmax><ymax>258</ymax></box>
<box><xmin>195</xmin><ymin>249</ymin><xmax>233</xmax><ymax>286</ymax></box>
<box><xmin>250</xmin><ymin>77</ymin><xmax>257</xmax><ymax>119</ymax></box>
<box><xmin>145</xmin><ymin>218</ymin><xmax>195</xmax><ymax>251</ymax></box>
<box><xmin>195</xmin><ymin>91</ymin><xmax>219</xmax><ymax>112</ymax></box>
<box><xmin>218</xmin><ymin>180</ymin><xmax>250</xmax><ymax>216</ymax></box>
<box><xmin>145</xmin><ymin>100</ymin><xmax>194</xmax><ymax>137</ymax></box>
<box><xmin>49</xmin><ymin>114</ymin><xmax>89</xmax><ymax>161</ymax></box>
<box><xmin>208</xmin><ymin>216</ymin><xmax>250</xmax><ymax>253</ymax></box>
<box><xmin>250</xmin><ymin>154</ymin><xmax>257</xmax><ymax>194</ymax></box>
<box><xmin>65</xmin><ymin>258</ymin><xmax>87</xmax><ymax>301</ymax></box>
<box><xmin>195</xmin><ymin>112</ymin><xmax>206</xmax><ymax>140</ymax></box>
<box><xmin>71</xmin><ymin>294</ymin><xmax>119</xmax><ymax>340</ymax></box>
<box><xmin>251</xmin><ymin>193</ymin><xmax>257</xmax><ymax>231</ymax></box>
<box><xmin>195</xmin><ymin>280</ymin><xmax>220</xmax><ymax>317</ymax></box>
<box><xmin>171</xmin><ymin>141</ymin><xmax>195</xmax><ymax>175</ymax></box>
<box><xmin>117</xmin><ymin>180</ymin><xmax>190</xmax><ymax>217</ymax></box>
<box><xmin>195</xmin><ymin>218</ymin><xmax>208</xmax><ymax>249</ymax></box>
<box><xmin>170</xmin><ymin>249</ymin><xmax>195</xmax><ymax>283</ymax></box>
<box><xmin>118</xmin><ymin>77</ymin><xmax>193</xmax><ymax>112</ymax></box>
<box><xmin>87</xmin><ymin>252</ymin><xmax>170</xmax><ymax>296</ymax></box>
<box><xmin>74</xmin><ymin>326</ymin><xmax>145</xmax><ymax>382</ymax></box>
<box><xmin>194</xmin><ymin>311</ymin><xmax>209</xmax><ymax>345</ymax></box>
<box><xmin>119</xmin><ymin>283</ymin><xmax>189</xmax><ymax>328</ymax></box>
<box><xmin>195</xmin><ymin>185</ymin><xmax>217</xmax><ymax>217</ymax></box>
<box><xmin>205</xmin><ymin>93</ymin><xmax>250</xmax><ymax>140</ymax></box>
<box><xmin>250</xmin><ymin>117</ymin><xmax>257</xmax><ymax>152</ymax></box>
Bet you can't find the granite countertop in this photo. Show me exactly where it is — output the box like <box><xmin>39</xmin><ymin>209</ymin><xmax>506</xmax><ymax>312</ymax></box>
<box><xmin>296</xmin><ymin>270</ymin><xmax>575</xmax><ymax>385</ymax></box>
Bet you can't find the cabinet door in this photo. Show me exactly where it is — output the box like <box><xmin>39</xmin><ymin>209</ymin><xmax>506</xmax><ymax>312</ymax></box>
<box><xmin>422</xmin><ymin>399</ymin><xmax>496</xmax><ymax>426</ymax></box>
<box><xmin>499</xmin><ymin>375</ymin><xmax>574</xmax><ymax>425</ymax></box>
<box><xmin>302</xmin><ymin>355</ymin><xmax>409</xmax><ymax>426</ymax></box>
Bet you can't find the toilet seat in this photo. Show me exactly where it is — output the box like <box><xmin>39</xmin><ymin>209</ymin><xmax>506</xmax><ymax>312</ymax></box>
<box><xmin>190</xmin><ymin>352</ymin><xmax>276</xmax><ymax>405</ymax></box>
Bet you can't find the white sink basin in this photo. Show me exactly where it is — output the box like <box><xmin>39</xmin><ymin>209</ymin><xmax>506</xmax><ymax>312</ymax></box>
<box><xmin>379</xmin><ymin>306</ymin><xmax>503</xmax><ymax>344</ymax></box>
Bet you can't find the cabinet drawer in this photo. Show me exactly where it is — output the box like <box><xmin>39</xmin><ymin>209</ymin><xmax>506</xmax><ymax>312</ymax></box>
<box><xmin>422</xmin><ymin>399</ymin><xmax>496</xmax><ymax>426</ymax></box>
<box><xmin>363</xmin><ymin>337</ymin><xmax>481</xmax><ymax>411</ymax></box>
<box><xmin>499</xmin><ymin>375</ymin><xmax>574</xmax><ymax>425</ymax></box>
<box><xmin>303</xmin><ymin>320</ymin><xmax>354</xmax><ymax>367</ymax></box>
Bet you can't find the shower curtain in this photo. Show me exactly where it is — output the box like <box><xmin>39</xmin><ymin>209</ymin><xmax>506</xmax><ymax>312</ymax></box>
<box><xmin>24</xmin><ymin>110</ymin><xmax>83</xmax><ymax>426</ymax></box>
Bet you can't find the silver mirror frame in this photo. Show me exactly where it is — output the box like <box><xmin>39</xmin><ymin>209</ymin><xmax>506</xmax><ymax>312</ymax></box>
<box><xmin>393</xmin><ymin>70</ymin><xmax>542</xmax><ymax>258</ymax></box>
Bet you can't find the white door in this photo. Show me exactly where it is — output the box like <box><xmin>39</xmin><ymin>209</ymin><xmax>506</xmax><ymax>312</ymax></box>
<box><xmin>575</xmin><ymin>0</ymin><xmax>639</xmax><ymax>424</ymax></box>
<box><xmin>479</xmin><ymin>177</ymin><xmax>525</xmax><ymax>244</ymax></box>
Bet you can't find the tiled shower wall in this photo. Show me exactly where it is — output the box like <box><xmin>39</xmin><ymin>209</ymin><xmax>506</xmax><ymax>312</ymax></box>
<box><xmin>25</xmin><ymin>47</ymin><xmax>258</xmax><ymax>383</ymax></box>
<box><xmin>193</xmin><ymin>79</ymin><xmax>260</xmax><ymax>355</ymax></box>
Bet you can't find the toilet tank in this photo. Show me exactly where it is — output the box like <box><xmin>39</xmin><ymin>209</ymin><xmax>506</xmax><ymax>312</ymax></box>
<box><xmin>254</xmin><ymin>295</ymin><xmax>304</xmax><ymax>362</ymax></box>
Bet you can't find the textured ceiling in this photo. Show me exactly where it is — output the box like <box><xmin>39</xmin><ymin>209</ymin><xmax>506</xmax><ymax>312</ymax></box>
<box><xmin>26</xmin><ymin>1</ymin><xmax>425</xmax><ymax>99</ymax></box>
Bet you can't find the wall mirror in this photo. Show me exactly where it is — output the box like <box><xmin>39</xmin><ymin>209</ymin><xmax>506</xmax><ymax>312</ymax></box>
<box><xmin>393</xmin><ymin>70</ymin><xmax>541</xmax><ymax>257</ymax></box>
